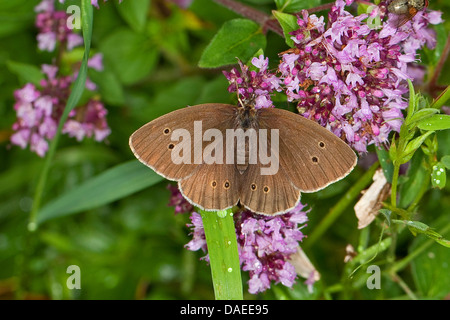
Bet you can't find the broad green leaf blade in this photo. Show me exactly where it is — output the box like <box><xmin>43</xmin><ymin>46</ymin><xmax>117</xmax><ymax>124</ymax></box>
<box><xmin>410</xmin><ymin>221</ymin><xmax>450</xmax><ymax>299</ymax></box>
<box><xmin>430</xmin><ymin>85</ymin><xmax>450</xmax><ymax>110</ymax></box>
<box><xmin>376</xmin><ymin>146</ymin><xmax>393</xmax><ymax>183</ymax></box>
<box><xmin>99</xmin><ymin>28</ymin><xmax>158</xmax><ymax>85</ymax></box>
<box><xmin>115</xmin><ymin>0</ymin><xmax>149</xmax><ymax>33</ymax></box>
<box><xmin>441</xmin><ymin>155</ymin><xmax>450</xmax><ymax>169</ymax></box>
<box><xmin>275</xmin><ymin>0</ymin><xmax>321</xmax><ymax>12</ymax></box>
<box><xmin>406</xmin><ymin>108</ymin><xmax>439</xmax><ymax>126</ymax></box>
<box><xmin>6</xmin><ymin>60</ymin><xmax>44</xmax><ymax>85</ymax></box>
<box><xmin>398</xmin><ymin>152</ymin><xmax>429</xmax><ymax>208</ymax></box>
<box><xmin>37</xmin><ymin>160</ymin><xmax>164</xmax><ymax>224</ymax></box>
<box><xmin>400</xmin><ymin>131</ymin><xmax>434</xmax><ymax>164</ymax></box>
<box><xmin>417</xmin><ymin>114</ymin><xmax>450</xmax><ymax>131</ymax></box>
<box><xmin>272</xmin><ymin>10</ymin><xmax>298</xmax><ymax>48</ymax></box>
<box><xmin>198</xmin><ymin>19</ymin><xmax>266</xmax><ymax>68</ymax></box>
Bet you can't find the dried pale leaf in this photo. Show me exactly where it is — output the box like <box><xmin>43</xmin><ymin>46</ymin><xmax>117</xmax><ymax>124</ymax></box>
<box><xmin>354</xmin><ymin>168</ymin><xmax>390</xmax><ymax>229</ymax></box>
<box><xmin>288</xmin><ymin>247</ymin><xmax>320</xmax><ymax>281</ymax></box>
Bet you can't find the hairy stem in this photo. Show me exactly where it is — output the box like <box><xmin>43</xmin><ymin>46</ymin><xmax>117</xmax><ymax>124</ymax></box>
<box><xmin>213</xmin><ymin>0</ymin><xmax>283</xmax><ymax>36</ymax></box>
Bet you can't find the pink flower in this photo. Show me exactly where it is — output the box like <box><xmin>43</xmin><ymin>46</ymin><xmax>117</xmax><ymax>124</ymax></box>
<box><xmin>223</xmin><ymin>55</ymin><xmax>281</xmax><ymax>110</ymax></box>
<box><xmin>62</xmin><ymin>100</ymin><xmax>110</xmax><ymax>142</ymax></box>
<box><xmin>35</xmin><ymin>1</ymin><xmax>84</xmax><ymax>52</ymax></box>
<box><xmin>277</xmin><ymin>0</ymin><xmax>442</xmax><ymax>153</ymax></box>
<box><xmin>11</xmin><ymin>65</ymin><xmax>110</xmax><ymax>156</ymax></box>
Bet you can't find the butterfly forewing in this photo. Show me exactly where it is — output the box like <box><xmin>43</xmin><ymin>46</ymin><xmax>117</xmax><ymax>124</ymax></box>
<box><xmin>129</xmin><ymin>104</ymin><xmax>236</xmax><ymax>181</ymax></box>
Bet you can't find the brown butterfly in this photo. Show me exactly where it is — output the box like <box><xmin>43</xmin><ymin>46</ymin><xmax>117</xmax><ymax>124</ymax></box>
<box><xmin>129</xmin><ymin>103</ymin><xmax>357</xmax><ymax>215</ymax></box>
<box><xmin>387</xmin><ymin>0</ymin><xmax>428</xmax><ymax>27</ymax></box>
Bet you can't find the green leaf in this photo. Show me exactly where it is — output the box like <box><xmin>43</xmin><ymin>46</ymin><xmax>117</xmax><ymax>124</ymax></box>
<box><xmin>398</xmin><ymin>152</ymin><xmax>429</xmax><ymax>208</ymax></box>
<box><xmin>89</xmin><ymin>69</ymin><xmax>125</xmax><ymax>106</ymax></box>
<box><xmin>375</xmin><ymin>146</ymin><xmax>393</xmax><ymax>183</ymax></box>
<box><xmin>392</xmin><ymin>219</ymin><xmax>450</xmax><ymax>248</ymax></box>
<box><xmin>37</xmin><ymin>160</ymin><xmax>164</xmax><ymax>224</ymax></box>
<box><xmin>0</xmin><ymin>0</ymin><xmax>35</xmax><ymax>37</ymax></box>
<box><xmin>379</xmin><ymin>209</ymin><xmax>392</xmax><ymax>227</ymax></box>
<box><xmin>99</xmin><ymin>28</ymin><xmax>158</xmax><ymax>85</ymax></box>
<box><xmin>441</xmin><ymin>155</ymin><xmax>450</xmax><ymax>169</ymax></box>
<box><xmin>272</xmin><ymin>10</ymin><xmax>298</xmax><ymax>48</ymax></box>
<box><xmin>430</xmin><ymin>85</ymin><xmax>450</xmax><ymax>110</ymax></box>
<box><xmin>388</xmin><ymin>138</ymin><xmax>397</xmax><ymax>161</ymax></box>
<box><xmin>406</xmin><ymin>79</ymin><xmax>416</xmax><ymax>119</ymax></box>
<box><xmin>406</xmin><ymin>108</ymin><xmax>439</xmax><ymax>127</ymax></box>
<box><xmin>275</xmin><ymin>0</ymin><xmax>321</xmax><ymax>12</ymax></box>
<box><xmin>6</xmin><ymin>60</ymin><xmax>44</xmax><ymax>85</ymax></box>
<box><xmin>198</xmin><ymin>19</ymin><xmax>266</xmax><ymax>68</ymax></box>
<box><xmin>115</xmin><ymin>0</ymin><xmax>150</xmax><ymax>33</ymax></box>
<box><xmin>431</xmin><ymin>163</ymin><xmax>446</xmax><ymax>189</ymax></box>
<box><xmin>400</xmin><ymin>131</ymin><xmax>434</xmax><ymax>164</ymax></box>
<box><xmin>410</xmin><ymin>223</ymin><xmax>450</xmax><ymax>299</ymax></box>
<box><xmin>417</xmin><ymin>114</ymin><xmax>450</xmax><ymax>131</ymax></box>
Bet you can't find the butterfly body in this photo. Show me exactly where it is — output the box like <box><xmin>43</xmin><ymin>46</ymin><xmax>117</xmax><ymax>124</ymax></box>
<box><xmin>130</xmin><ymin>104</ymin><xmax>357</xmax><ymax>215</ymax></box>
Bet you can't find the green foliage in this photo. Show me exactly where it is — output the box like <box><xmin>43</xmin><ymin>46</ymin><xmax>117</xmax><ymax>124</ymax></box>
<box><xmin>272</xmin><ymin>10</ymin><xmax>298</xmax><ymax>48</ymax></box>
<box><xmin>198</xmin><ymin>19</ymin><xmax>266</xmax><ymax>68</ymax></box>
<box><xmin>0</xmin><ymin>0</ymin><xmax>449</xmax><ymax>301</ymax></box>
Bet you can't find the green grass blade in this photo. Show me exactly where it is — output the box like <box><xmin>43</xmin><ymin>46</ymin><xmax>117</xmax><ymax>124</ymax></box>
<box><xmin>29</xmin><ymin>0</ymin><xmax>93</xmax><ymax>231</ymax></box>
<box><xmin>37</xmin><ymin>160</ymin><xmax>163</xmax><ymax>224</ymax></box>
<box><xmin>200</xmin><ymin>209</ymin><xmax>243</xmax><ymax>300</ymax></box>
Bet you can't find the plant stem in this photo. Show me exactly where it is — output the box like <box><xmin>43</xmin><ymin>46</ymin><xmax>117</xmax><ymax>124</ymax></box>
<box><xmin>428</xmin><ymin>33</ymin><xmax>450</xmax><ymax>97</ymax></box>
<box><xmin>304</xmin><ymin>161</ymin><xmax>379</xmax><ymax>249</ymax></box>
<box><xmin>200</xmin><ymin>209</ymin><xmax>243</xmax><ymax>300</ymax></box>
<box><xmin>213</xmin><ymin>0</ymin><xmax>283</xmax><ymax>36</ymax></box>
<box><xmin>390</xmin><ymin>162</ymin><xmax>400</xmax><ymax>208</ymax></box>
<box><xmin>390</xmin><ymin>271</ymin><xmax>419</xmax><ymax>300</ymax></box>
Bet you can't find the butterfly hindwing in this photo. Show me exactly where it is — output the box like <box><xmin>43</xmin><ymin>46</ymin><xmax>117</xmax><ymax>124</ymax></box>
<box><xmin>258</xmin><ymin>108</ymin><xmax>357</xmax><ymax>193</ymax></box>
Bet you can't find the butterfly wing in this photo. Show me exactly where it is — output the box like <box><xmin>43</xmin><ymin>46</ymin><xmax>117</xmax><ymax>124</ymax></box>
<box><xmin>129</xmin><ymin>103</ymin><xmax>236</xmax><ymax>181</ymax></box>
<box><xmin>258</xmin><ymin>108</ymin><xmax>357</xmax><ymax>193</ymax></box>
<box><xmin>239</xmin><ymin>162</ymin><xmax>302</xmax><ymax>215</ymax></box>
<box><xmin>178</xmin><ymin>162</ymin><xmax>241</xmax><ymax>212</ymax></box>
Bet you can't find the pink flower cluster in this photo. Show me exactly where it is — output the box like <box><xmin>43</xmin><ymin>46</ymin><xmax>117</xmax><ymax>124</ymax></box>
<box><xmin>235</xmin><ymin>205</ymin><xmax>308</xmax><ymax>294</ymax></box>
<box><xmin>35</xmin><ymin>0</ymin><xmax>83</xmax><ymax>51</ymax></box>
<box><xmin>169</xmin><ymin>186</ymin><xmax>310</xmax><ymax>294</ymax></box>
<box><xmin>10</xmin><ymin>0</ymin><xmax>111</xmax><ymax>156</ymax></box>
<box><xmin>277</xmin><ymin>0</ymin><xmax>442</xmax><ymax>153</ymax></box>
<box><xmin>11</xmin><ymin>62</ymin><xmax>110</xmax><ymax>157</ymax></box>
<box><xmin>223</xmin><ymin>55</ymin><xmax>281</xmax><ymax>109</ymax></box>
<box><xmin>222</xmin><ymin>1</ymin><xmax>441</xmax><ymax>154</ymax></box>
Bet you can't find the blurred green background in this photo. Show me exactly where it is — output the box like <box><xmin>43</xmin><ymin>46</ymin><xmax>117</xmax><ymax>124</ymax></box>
<box><xmin>0</xmin><ymin>0</ymin><xmax>449</xmax><ymax>300</ymax></box>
